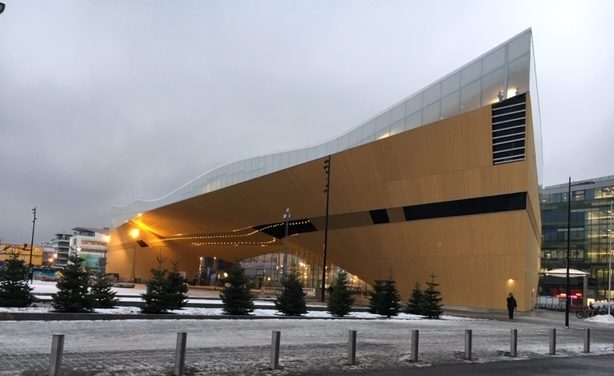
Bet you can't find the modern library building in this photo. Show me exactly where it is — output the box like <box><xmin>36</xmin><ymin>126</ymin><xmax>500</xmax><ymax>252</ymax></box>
<box><xmin>107</xmin><ymin>29</ymin><xmax>542</xmax><ymax>311</ymax></box>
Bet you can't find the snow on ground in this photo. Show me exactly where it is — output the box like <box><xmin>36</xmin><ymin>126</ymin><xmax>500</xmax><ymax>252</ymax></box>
<box><xmin>0</xmin><ymin>280</ymin><xmax>440</xmax><ymax>320</ymax></box>
<box><xmin>1</xmin><ymin>280</ymin><xmax>610</xmax><ymax>375</ymax></box>
<box><xmin>0</xmin><ymin>303</ymin><xmax>468</xmax><ymax>320</ymax></box>
<box><xmin>587</xmin><ymin>314</ymin><xmax>614</xmax><ymax>324</ymax></box>
<box><xmin>1</xmin><ymin>310</ymin><xmax>614</xmax><ymax>376</ymax></box>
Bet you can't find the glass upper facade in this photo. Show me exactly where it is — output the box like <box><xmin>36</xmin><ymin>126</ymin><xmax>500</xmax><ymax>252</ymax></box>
<box><xmin>112</xmin><ymin>29</ymin><xmax>541</xmax><ymax>226</ymax></box>
<box><xmin>540</xmin><ymin>175</ymin><xmax>614</xmax><ymax>301</ymax></box>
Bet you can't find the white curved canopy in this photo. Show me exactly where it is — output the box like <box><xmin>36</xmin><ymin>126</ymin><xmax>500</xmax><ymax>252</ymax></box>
<box><xmin>544</xmin><ymin>268</ymin><xmax>589</xmax><ymax>278</ymax></box>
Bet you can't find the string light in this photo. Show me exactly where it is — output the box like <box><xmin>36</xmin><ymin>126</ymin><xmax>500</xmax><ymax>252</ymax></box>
<box><xmin>149</xmin><ymin>219</ymin><xmax>312</xmax><ymax>246</ymax></box>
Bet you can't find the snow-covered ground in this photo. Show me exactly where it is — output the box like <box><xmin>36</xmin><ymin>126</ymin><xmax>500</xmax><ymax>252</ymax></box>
<box><xmin>1</xmin><ymin>281</ymin><xmax>613</xmax><ymax>375</ymax></box>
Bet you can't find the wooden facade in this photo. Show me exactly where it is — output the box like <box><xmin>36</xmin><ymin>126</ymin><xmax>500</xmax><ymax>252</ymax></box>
<box><xmin>108</xmin><ymin>97</ymin><xmax>541</xmax><ymax>311</ymax></box>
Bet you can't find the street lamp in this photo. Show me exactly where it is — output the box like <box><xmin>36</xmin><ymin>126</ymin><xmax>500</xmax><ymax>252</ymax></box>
<box><xmin>607</xmin><ymin>201</ymin><xmax>613</xmax><ymax>316</ymax></box>
<box><xmin>282</xmin><ymin>208</ymin><xmax>291</xmax><ymax>276</ymax></box>
<box><xmin>27</xmin><ymin>207</ymin><xmax>37</xmax><ymax>284</ymax></box>
<box><xmin>321</xmin><ymin>156</ymin><xmax>331</xmax><ymax>302</ymax></box>
<box><xmin>130</xmin><ymin>228</ymin><xmax>140</xmax><ymax>282</ymax></box>
<box><xmin>565</xmin><ymin>178</ymin><xmax>594</xmax><ymax>327</ymax></box>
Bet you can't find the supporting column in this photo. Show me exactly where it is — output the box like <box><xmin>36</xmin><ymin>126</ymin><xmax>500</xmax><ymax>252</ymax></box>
<box><xmin>582</xmin><ymin>275</ymin><xmax>588</xmax><ymax>307</ymax></box>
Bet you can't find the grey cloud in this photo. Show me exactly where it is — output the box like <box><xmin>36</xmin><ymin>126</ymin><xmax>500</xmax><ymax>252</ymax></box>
<box><xmin>1</xmin><ymin>0</ymin><xmax>613</xmax><ymax>243</ymax></box>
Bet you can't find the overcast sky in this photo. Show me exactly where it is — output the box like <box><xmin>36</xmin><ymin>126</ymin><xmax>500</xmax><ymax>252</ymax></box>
<box><xmin>1</xmin><ymin>0</ymin><xmax>613</xmax><ymax>244</ymax></box>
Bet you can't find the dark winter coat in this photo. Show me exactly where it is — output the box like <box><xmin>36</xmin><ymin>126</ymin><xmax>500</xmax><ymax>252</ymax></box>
<box><xmin>507</xmin><ymin>296</ymin><xmax>517</xmax><ymax>310</ymax></box>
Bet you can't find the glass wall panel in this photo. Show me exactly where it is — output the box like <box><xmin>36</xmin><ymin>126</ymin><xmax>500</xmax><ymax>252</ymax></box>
<box><xmin>406</xmin><ymin>111</ymin><xmax>422</xmax><ymax>130</ymax></box>
<box><xmin>287</xmin><ymin>150</ymin><xmax>297</xmax><ymax>166</ymax></box>
<box><xmin>349</xmin><ymin>128</ymin><xmax>362</xmax><ymax>146</ymax></box>
<box><xmin>508</xmin><ymin>32</ymin><xmax>531</xmax><ymax>62</ymax></box>
<box><xmin>530</xmin><ymin>42</ymin><xmax>543</xmax><ymax>184</ymax></box>
<box><xmin>375</xmin><ymin>128</ymin><xmax>390</xmax><ymax>140</ymax></box>
<box><xmin>460</xmin><ymin>80</ymin><xmax>481</xmax><ymax>112</ymax></box>
<box><xmin>422</xmin><ymin>101</ymin><xmax>440</xmax><ymax>124</ymax></box>
<box><xmin>306</xmin><ymin>147</ymin><xmax>316</xmax><ymax>160</ymax></box>
<box><xmin>362</xmin><ymin>128</ymin><xmax>376</xmax><ymax>143</ymax></box>
<box><xmin>316</xmin><ymin>144</ymin><xmax>326</xmax><ymax>158</ymax></box>
<box><xmin>338</xmin><ymin>134</ymin><xmax>350</xmax><ymax>150</ymax></box>
<box><xmin>507</xmin><ymin>53</ymin><xmax>530</xmax><ymax>96</ymax></box>
<box><xmin>375</xmin><ymin>113</ymin><xmax>390</xmax><ymax>133</ymax></box>
<box><xmin>481</xmin><ymin>67</ymin><xmax>505</xmax><ymax>105</ymax></box>
<box><xmin>390</xmin><ymin>118</ymin><xmax>406</xmax><ymax>135</ymax></box>
<box><xmin>461</xmin><ymin>60</ymin><xmax>481</xmax><ymax>86</ymax></box>
<box><xmin>406</xmin><ymin>94</ymin><xmax>422</xmax><ymax>114</ymax></box>
<box><xmin>441</xmin><ymin>90</ymin><xmax>460</xmax><ymax>118</ymax></box>
<box><xmin>295</xmin><ymin>148</ymin><xmax>306</xmax><ymax>165</ymax></box>
<box><xmin>390</xmin><ymin>102</ymin><xmax>405</xmax><ymax>123</ymax></box>
<box><xmin>265</xmin><ymin>155</ymin><xmax>273</xmax><ymax>172</ymax></box>
<box><xmin>326</xmin><ymin>140</ymin><xmax>338</xmax><ymax>155</ymax></box>
<box><xmin>361</xmin><ymin>120</ymin><xmax>375</xmax><ymax>141</ymax></box>
<box><xmin>442</xmin><ymin>72</ymin><xmax>460</xmax><ymax>97</ymax></box>
<box><xmin>271</xmin><ymin>154</ymin><xmax>280</xmax><ymax>171</ymax></box>
<box><xmin>423</xmin><ymin>83</ymin><xmax>441</xmax><ymax>106</ymax></box>
<box><xmin>482</xmin><ymin>47</ymin><xmax>505</xmax><ymax>74</ymax></box>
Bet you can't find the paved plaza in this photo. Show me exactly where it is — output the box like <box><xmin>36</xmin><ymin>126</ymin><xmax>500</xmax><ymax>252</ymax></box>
<box><xmin>1</xmin><ymin>309</ymin><xmax>613</xmax><ymax>375</ymax></box>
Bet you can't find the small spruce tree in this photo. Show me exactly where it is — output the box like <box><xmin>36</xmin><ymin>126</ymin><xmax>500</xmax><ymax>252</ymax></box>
<box><xmin>141</xmin><ymin>260</ymin><xmax>169</xmax><ymax>314</ymax></box>
<box><xmin>90</xmin><ymin>270</ymin><xmax>118</xmax><ymax>308</ymax></box>
<box><xmin>166</xmin><ymin>263</ymin><xmax>188</xmax><ymax>311</ymax></box>
<box><xmin>327</xmin><ymin>270</ymin><xmax>354</xmax><ymax>317</ymax></box>
<box><xmin>380</xmin><ymin>277</ymin><xmax>401</xmax><ymax>318</ymax></box>
<box><xmin>405</xmin><ymin>282</ymin><xmax>425</xmax><ymax>315</ymax></box>
<box><xmin>52</xmin><ymin>255</ymin><xmax>93</xmax><ymax>312</ymax></box>
<box><xmin>422</xmin><ymin>273</ymin><xmax>443</xmax><ymax>319</ymax></box>
<box><xmin>275</xmin><ymin>271</ymin><xmax>307</xmax><ymax>316</ymax></box>
<box><xmin>220</xmin><ymin>264</ymin><xmax>254</xmax><ymax>315</ymax></box>
<box><xmin>368</xmin><ymin>279</ymin><xmax>385</xmax><ymax>314</ymax></box>
<box><xmin>0</xmin><ymin>251</ymin><xmax>35</xmax><ymax>307</ymax></box>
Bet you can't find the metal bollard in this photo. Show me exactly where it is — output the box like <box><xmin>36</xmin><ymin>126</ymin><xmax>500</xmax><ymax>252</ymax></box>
<box><xmin>348</xmin><ymin>330</ymin><xmax>357</xmax><ymax>365</ymax></box>
<box><xmin>464</xmin><ymin>330</ymin><xmax>472</xmax><ymax>360</ymax></box>
<box><xmin>510</xmin><ymin>329</ymin><xmax>517</xmax><ymax>357</ymax></box>
<box><xmin>549</xmin><ymin>329</ymin><xmax>556</xmax><ymax>355</ymax></box>
<box><xmin>173</xmin><ymin>332</ymin><xmax>187</xmax><ymax>376</ymax></box>
<box><xmin>270</xmin><ymin>331</ymin><xmax>281</xmax><ymax>369</ymax></box>
<box><xmin>410</xmin><ymin>330</ymin><xmax>419</xmax><ymax>362</ymax></box>
<box><xmin>49</xmin><ymin>334</ymin><xmax>64</xmax><ymax>376</ymax></box>
<box><xmin>584</xmin><ymin>328</ymin><xmax>590</xmax><ymax>353</ymax></box>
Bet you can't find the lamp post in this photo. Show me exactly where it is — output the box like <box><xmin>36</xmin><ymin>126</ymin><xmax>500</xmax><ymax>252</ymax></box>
<box><xmin>129</xmin><ymin>228</ymin><xmax>140</xmax><ymax>282</ymax></box>
<box><xmin>565</xmin><ymin>178</ymin><xmax>594</xmax><ymax>327</ymax></box>
<box><xmin>321</xmin><ymin>156</ymin><xmax>331</xmax><ymax>302</ymax></box>
<box><xmin>27</xmin><ymin>207</ymin><xmax>37</xmax><ymax>284</ymax></box>
<box><xmin>608</xmin><ymin>201</ymin><xmax>613</xmax><ymax>316</ymax></box>
<box><xmin>283</xmin><ymin>208</ymin><xmax>291</xmax><ymax>276</ymax></box>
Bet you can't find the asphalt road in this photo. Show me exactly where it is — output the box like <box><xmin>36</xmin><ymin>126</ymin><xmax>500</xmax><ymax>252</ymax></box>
<box><xmin>301</xmin><ymin>354</ymin><xmax>614</xmax><ymax>376</ymax></box>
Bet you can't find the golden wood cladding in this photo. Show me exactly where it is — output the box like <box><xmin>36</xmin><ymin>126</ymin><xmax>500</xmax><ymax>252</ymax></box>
<box><xmin>108</xmin><ymin>102</ymin><xmax>541</xmax><ymax>312</ymax></box>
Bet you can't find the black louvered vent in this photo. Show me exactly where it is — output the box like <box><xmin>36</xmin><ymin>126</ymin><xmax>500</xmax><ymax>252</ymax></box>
<box><xmin>492</xmin><ymin>93</ymin><xmax>526</xmax><ymax>165</ymax></box>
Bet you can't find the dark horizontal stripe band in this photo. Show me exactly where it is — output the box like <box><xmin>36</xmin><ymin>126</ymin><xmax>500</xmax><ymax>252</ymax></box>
<box><xmin>369</xmin><ymin>209</ymin><xmax>390</xmax><ymax>224</ymax></box>
<box><xmin>248</xmin><ymin>192</ymin><xmax>527</xmax><ymax>240</ymax></box>
<box><xmin>403</xmin><ymin>192</ymin><xmax>527</xmax><ymax>221</ymax></box>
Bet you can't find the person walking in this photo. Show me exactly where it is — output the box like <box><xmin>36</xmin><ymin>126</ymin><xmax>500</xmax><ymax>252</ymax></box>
<box><xmin>507</xmin><ymin>292</ymin><xmax>517</xmax><ymax>319</ymax></box>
